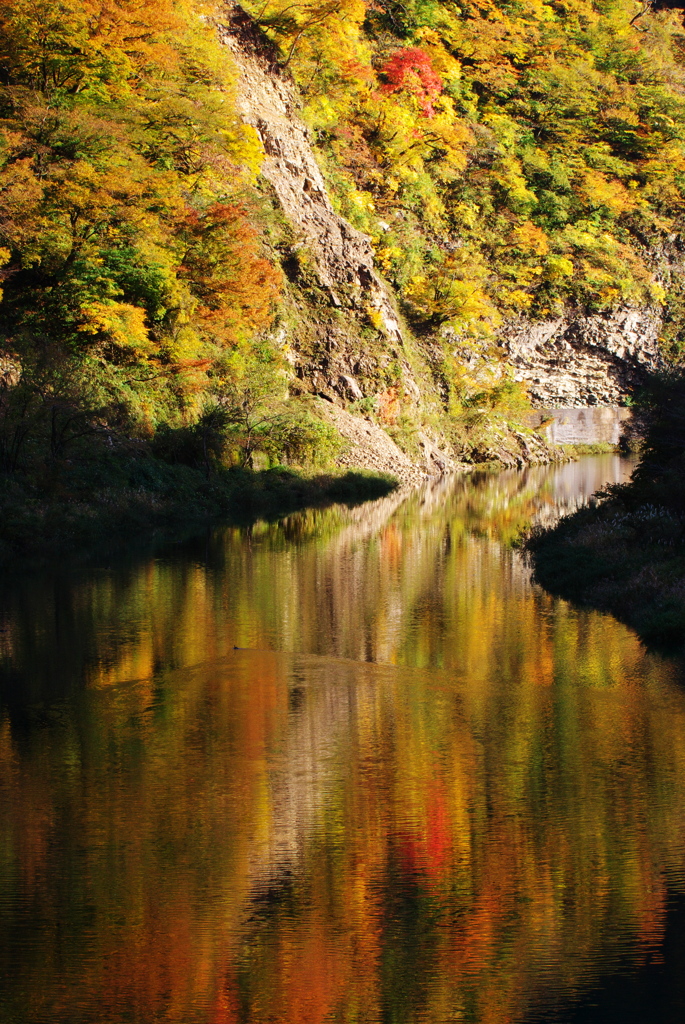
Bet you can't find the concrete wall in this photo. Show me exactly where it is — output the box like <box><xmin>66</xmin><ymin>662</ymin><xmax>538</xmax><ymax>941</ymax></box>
<box><xmin>525</xmin><ymin>407</ymin><xmax>632</xmax><ymax>446</ymax></box>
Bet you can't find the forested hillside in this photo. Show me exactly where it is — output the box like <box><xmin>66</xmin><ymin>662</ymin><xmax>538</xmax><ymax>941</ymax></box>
<box><xmin>2</xmin><ymin>0</ymin><xmax>685</xmax><ymax>538</ymax></box>
<box><xmin>0</xmin><ymin>0</ymin><xmax>282</xmax><ymax>456</ymax></box>
<box><xmin>248</xmin><ymin>0</ymin><xmax>685</xmax><ymax>337</ymax></box>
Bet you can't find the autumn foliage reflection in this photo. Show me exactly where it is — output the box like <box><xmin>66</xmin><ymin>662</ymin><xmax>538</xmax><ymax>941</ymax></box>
<box><xmin>0</xmin><ymin>457</ymin><xmax>684</xmax><ymax>1024</ymax></box>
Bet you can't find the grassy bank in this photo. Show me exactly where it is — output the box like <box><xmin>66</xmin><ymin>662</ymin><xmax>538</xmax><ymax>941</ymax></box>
<box><xmin>0</xmin><ymin>454</ymin><xmax>397</xmax><ymax>567</ymax></box>
<box><xmin>561</xmin><ymin>443</ymin><xmax>619</xmax><ymax>457</ymax></box>
<box><xmin>526</xmin><ymin>374</ymin><xmax>685</xmax><ymax>655</ymax></box>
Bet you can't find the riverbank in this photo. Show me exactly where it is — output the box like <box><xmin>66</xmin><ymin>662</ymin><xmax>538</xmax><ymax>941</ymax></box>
<box><xmin>0</xmin><ymin>457</ymin><xmax>398</xmax><ymax>567</ymax></box>
<box><xmin>0</xmin><ymin>416</ymin><xmax>577</xmax><ymax>570</ymax></box>
<box><xmin>526</xmin><ymin>492</ymin><xmax>685</xmax><ymax>653</ymax></box>
<box><xmin>526</xmin><ymin>374</ymin><xmax>685</xmax><ymax>655</ymax></box>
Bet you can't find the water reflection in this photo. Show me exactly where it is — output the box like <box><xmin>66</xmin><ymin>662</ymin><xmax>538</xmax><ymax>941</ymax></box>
<box><xmin>1</xmin><ymin>455</ymin><xmax>684</xmax><ymax>1024</ymax></box>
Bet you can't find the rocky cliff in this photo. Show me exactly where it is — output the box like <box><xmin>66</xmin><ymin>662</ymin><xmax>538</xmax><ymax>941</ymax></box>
<box><xmin>218</xmin><ymin>4</ymin><xmax>662</xmax><ymax>474</ymax></box>
<box><xmin>218</xmin><ymin>4</ymin><xmax>465</xmax><ymax>478</ymax></box>
<box><xmin>218</xmin><ymin>7</ymin><xmax>416</xmax><ymax>397</ymax></box>
<box><xmin>502</xmin><ymin>307</ymin><xmax>664</xmax><ymax>407</ymax></box>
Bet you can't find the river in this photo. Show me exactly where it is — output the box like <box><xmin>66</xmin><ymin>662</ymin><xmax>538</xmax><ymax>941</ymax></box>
<box><xmin>1</xmin><ymin>455</ymin><xmax>685</xmax><ymax>1024</ymax></box>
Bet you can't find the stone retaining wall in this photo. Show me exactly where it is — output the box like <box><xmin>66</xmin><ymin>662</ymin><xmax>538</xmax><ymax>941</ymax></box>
<box><xmin>526</xmin><ymin>407</ymin><xmax>632</xmax><ymax>446</ymax></box>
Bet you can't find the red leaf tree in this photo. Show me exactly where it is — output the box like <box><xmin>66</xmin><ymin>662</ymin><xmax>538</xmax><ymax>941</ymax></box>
<box><xmin>380</xmin><ymin>47</ymin><xmax>443</xmax><ymax>116</ymax></box>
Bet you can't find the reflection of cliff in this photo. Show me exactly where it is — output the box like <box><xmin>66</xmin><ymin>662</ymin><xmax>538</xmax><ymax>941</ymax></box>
<box><xmin>258</xmin><ymin>647</ymin><xmax>685</xmax><ymax>1024</ymax></box>
<box><xmin>0</xmin><ymin>457</ymin><xmax>633</xmax><ymax>699</ymax></box>
<box><xmin>0</xmin><ymin>456</ymin><xmax>681</xmax><ymax>1024</ymax></box>
<box><xmin>198</xmin><ymin>455</ymin><xmax>633</xmax><ymax>668</ymax></box>
<box><xmin>2</xmin><ymin>632</ymin><xmax>685</xmax><ymax>1024</ymax></box>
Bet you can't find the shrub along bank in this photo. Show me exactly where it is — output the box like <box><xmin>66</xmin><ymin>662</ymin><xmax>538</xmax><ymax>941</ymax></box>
<box><xmin>526</xmin><ymin>373</ymin><xmax>685</xmax><ymax>654</ymax></box>
<box><xmin>0</xmin><ymin>327</ymin><xmax>397</xmax><ymax>565</ymax></box>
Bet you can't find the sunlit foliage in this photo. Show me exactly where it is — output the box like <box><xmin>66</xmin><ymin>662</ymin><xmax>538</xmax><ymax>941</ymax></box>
<box><xmin>248</xmin><ymin>0</ymin><xmax>685</xmax><ymax>340</ymax></box>
<box><xmin>0</xmin><ymin>0</ymin><xmax>281</xmax><ymax>448</ymax></box>
<box><xmin>5</xmin><ymin>0</ymin><xmax>685</xmax><ymax>468</ymax></box>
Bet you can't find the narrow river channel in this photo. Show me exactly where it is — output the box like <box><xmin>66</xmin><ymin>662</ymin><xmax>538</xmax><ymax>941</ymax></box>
<box><xmin>1</xmin><ymin>456</ymin><xmax>685</xmax><ymax>1024</ymax></box>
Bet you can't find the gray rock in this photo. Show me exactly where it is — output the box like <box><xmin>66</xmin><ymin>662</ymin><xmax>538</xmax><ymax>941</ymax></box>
<box><xmin>500</xmin><ymin>307</ymin><xmax>664</xmax><ymax>407</ymax></box>
<box><xmin>339</xmin><ymin>375</ymin><xmax>364</xmax><ymax>401</ymax></box>
<box><xmin>218</xmin><ymin>6</ymin><xmax>404</xmax><ymax>345</ymax></box>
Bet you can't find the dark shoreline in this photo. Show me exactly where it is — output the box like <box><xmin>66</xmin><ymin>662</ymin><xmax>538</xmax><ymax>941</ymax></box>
<box><xmin>526</xmin><ymin>491</ymin><xmax>685</xmax><ymax>656</ymax></box>
<box><xmin>526</xmin><ymin>373</ymin><xmax>685</xmax><ymax>658</ymax></box>
<box><xmin>0</xmin><ymin>461</ymin><xmax>398</xmax><ymax>570</ymax></box>
<box><xmin>0</xmin><ymin>444</ymin><xmax>594</xmax><ymax>573</ymax></box>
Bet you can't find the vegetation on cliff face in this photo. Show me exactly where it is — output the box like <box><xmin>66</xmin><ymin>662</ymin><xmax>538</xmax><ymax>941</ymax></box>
<box><xmin>241</xmin><ymin>0</ymin><xmax>685</xmax><ymax>426</ymax></box>
<box><xmin>3</xmin><ymin>0</ymin><xmax>685</xmax><ymax>520</ymax></box>
<box><xmin>527</xmin><ymin>371</ymin><xmax>685</xmax><ymax>652</ymax></box>
<box><xmin>249</xmin><ymin>0</ymin><xmax>685</xmax><ymax>322</ymax></box>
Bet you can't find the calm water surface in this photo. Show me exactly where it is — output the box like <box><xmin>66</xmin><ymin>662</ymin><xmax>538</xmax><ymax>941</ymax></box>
<box><xmin>1</xmin><ymin>456</ymin><xmax>685</xmax><ymax>1024</ymax></box>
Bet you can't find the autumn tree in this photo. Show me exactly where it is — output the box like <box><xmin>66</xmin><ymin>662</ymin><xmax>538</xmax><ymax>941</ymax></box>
<box><xmin>380</xmin><ymin>47</ymin><xmax>443</xmax><ymax>116</ymax></box>
<box><xmin>0</xmin><ymin>0</ymin><xmax>280</xmax><ymax>464</ymax></box>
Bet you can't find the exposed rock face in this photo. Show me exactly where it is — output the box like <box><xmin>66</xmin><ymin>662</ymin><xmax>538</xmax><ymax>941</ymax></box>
<box><xmin>314</xmin><ymin>401</ymin><xmax>462</xmax><ymax>483</ymax></box>
<box><xmin>317</xmin><ymin>404</ymin><xmax>435</xmax><ymax>484</ymax></box>
<box><xmin>501</xmin><ymin>307</ymin><xmax>664</xmax><ymax>407</ymax></box>
<box><xmin>218</xmin><ymin>4</ymin><xmax>403</xmax><ymax>346</ymax></box>
<box><xmin>217</xmin><ymin>4</ymin><xmax>460</xmax><ymax>476</ymax></box>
